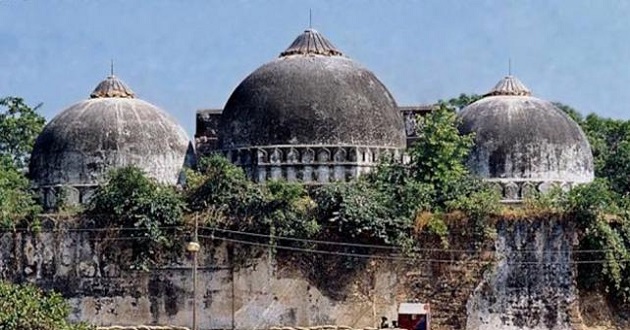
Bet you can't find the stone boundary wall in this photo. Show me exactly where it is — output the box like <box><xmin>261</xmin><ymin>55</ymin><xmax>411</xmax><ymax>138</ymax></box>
<box><xmin>268</xmin><ymin>326</ymin><xmax>400</xmax><ymax>330</ymax></box>
<box><xmin>97</xmin><ymin>326</ymin><xmax>190</xmax><ymax>330</ymax></box>
<box><xmin>0</xmin><ymin>218</ymin><xmax>582</xmax><ymax>330</ymax></box>
<box><xmin>95</xmin><ymin>326</ymin><xmax>399</xmax><ymax>330</ymax></box>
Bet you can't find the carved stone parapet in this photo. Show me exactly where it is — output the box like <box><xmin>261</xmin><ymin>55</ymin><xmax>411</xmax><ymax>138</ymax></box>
<box><xmin>222</xmin><ymin>145</ymin><xmax>404</xmax><ymax>183</ymax></box>
<box><xmin>486</xmin><ymin>179</ymin><xmax>582</xmax><ymax>203</ymax></box>
<box><xmin>35</xmin><ymin>184</ymin><xmax>99</xmax><ymax>210</ymax></box>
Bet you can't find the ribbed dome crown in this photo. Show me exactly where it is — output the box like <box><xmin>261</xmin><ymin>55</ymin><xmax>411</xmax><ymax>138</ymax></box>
<box><xmin>280</xmin><ymin>28</ymin><xmax>343</xmax><ymax>57</ymax></box>
<box><xmin>458</xmin><ymin>75</ymin><xmax>593</xmax><ymax>183</ymax></box>
<box><xmin>30</xmin><ymin>75</ymin><xmax>191</xmax><ymax>188</ymax></box>
<box><xmin>219</xmin><ymin>28</ymin><xmax>405</xmax><ymax>149</ymax></box>
<box><xmin>484</xmin><ymin>75</ymin><xmax>531</xmax><ymax>97</ymax></box>
<box><xmin>90</xmin><ymin>75</ymin><xmax>135</xmax><ymax>98</ymax></box>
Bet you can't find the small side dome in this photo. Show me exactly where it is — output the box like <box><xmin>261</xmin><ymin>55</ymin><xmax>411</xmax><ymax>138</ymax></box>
<box><xmin>219</xmin><ymin>28</ymin><xmax>405</xmax><ymax>149</ymax></box>
<box><xmin>30</xmin><ymin>74</ymin><xmax>192</xmax><ymax>207</ymax></box>
<box><xmin>459</xmin><ymin>75</ymin><xmax>594</xmax><ymax>201</ymax></box>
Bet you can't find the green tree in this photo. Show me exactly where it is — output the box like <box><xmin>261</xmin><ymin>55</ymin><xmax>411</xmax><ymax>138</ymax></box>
<box><xmin>186</xmin><ymin>154</ymin><xmax>320</xmax><ymax>240</ymax></box>
<box><xmin>562</xmin><ymin>180</ymin><xmax>630</xmax><ymax>303</ymax></box>
<box><xmin>186</xmin><ymin>154</ymin><xmax>257</xmax><ymax>216</ymax></box>
<box><xmin>582</xmin><ymin>114</ymin><xmax>630</xmax><ymax>194</ymax></box>
<box><xmin>259</xmin><ymin>180</ymin><xmax>320</xmax><ymax>239</ymax></box>
<box><xmin>445</xmin><ymin>93</ymin><xmax>482</xmax><ymax>111</ymax></box>
<box><xmin>0</xmin><ymin>97</ymin><xmax>45</xmax><ymax>227</ymax></box>
<box><xmin>556</xmin><ymin>102</ymin><xmax>630</xmax><ymax>194</ymax></box>
<box><xmin>367</xmin><ymin>159</ymin><xmax>435</xmax><ymax>219</ymax></box>
<box><xmin>313</xmin><ymin>100</ymin><xmax>497</xmax><ymax>248</ymax></box>
<box><xmin>553</xmin><ymin>102</ymin><xmax>584</xmax><ymax>123</ymax></box>
<box><xmin>0</xmin><ymin>281</ymin><xmax>93</xmax><ymax>330</ymax></box>
<box><xmin>0</xmin><ymin>155</ymin><xmax>41</xmax><ymax>229</ymax></box>
<box><xmin>86</xmin><ymin>166</ymin><xmax>185</xmax><ymax>270</ymax></box>
<box><xmin>0</xmin><ymin>97</ymin><xmax>46</xmax><ymax>169</ymax></box>
<box><xmin>408</xmin><ymin>104</ymin><xmax>475</xmax><ymax>199</ymax></box>
<box><xmin>313</xmin><ymin>180</ymin><xmax>414</xmax><ymax>246</ymax></box>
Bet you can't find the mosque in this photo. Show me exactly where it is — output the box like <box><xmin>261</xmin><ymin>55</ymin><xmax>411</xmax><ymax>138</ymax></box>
<box><xmin>28</xmin><ymin>28</ymin><xmax>594</xmax><ymax>209</ymax></box>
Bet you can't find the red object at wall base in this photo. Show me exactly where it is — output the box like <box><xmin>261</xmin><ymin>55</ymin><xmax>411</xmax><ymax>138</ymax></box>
<box><xmin>397</xmin><ymin>303</ymin><xmax>430</xmax><ymax>330</ymax></box>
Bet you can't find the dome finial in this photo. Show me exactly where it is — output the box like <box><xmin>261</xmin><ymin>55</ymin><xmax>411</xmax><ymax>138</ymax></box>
<box><xmin>280</xmin><ymin>28</ymin><xmax>343</xmax><ymax>57</ymax></box>
<box><xmin>508</xmin><ymin>58</ymin><xmax>512</xmax><ymax>76</ymax></box>
<box><xmin>484</xmin><ymin>75</ymin><xmax>532</xmax><ymax>97</ymax></box>
<box><xmin>90</xmin><ymin>67</ymin><xmax>135</xmax><ymax>99</ymax></box>
<box><xmin>309</xmin><ymin>9</ymin><xmax>312</xmax><ymax>29</ymax></box>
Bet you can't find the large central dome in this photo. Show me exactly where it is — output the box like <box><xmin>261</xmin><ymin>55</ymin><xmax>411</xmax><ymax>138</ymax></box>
<box><xmin>219</xmin><ymin>28</ymin><xmax>405</xmax><ymax>149</ymax></box>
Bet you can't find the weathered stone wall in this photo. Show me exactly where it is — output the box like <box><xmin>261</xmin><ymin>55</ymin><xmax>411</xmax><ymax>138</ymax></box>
<box><xmin>0</xmin><ymin>218</ymin><xmax>582</xmax><ymax>330</ymax></box>
<box><xmin>466</xmin><ymin>219</ymin><xmax>579</xmax><ymax>330</ymax></box>
<box><xmin>0</xmin><ymin>227</ymin><xmax>406</xmax><ymax>329</ymax></box>
<box><xmin>97</xmin><ymin>327</ymin><xmax>190</xmax><ymax>330</ymax></box>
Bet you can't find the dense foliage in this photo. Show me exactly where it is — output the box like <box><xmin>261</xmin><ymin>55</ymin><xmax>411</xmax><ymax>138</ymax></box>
<box><xmin>0</xmin><ymin>97</ymin><xmax>44</xmax><ymax>229</ymax></box>
<box><xmin>313</xmin><ymin>179</ymin><xmax>421</xmax><ymax>247</ymax></box>
<box><xmin>0</xmin><ymin>97</ymin><xmax>46</xmax><ymax>169</ymax></box>
<box><xmin>186</xmin><ymin>155</ymin><xmax>320</xmax><ymax>240</ymax></box>
<box><xmin>408</xmin><ymin>104</ymin><xmax>473</xmax><ymax>191</ymax></box>
<box><xmin>557</xmin><ymin>102</ymin><xmax>630</xmax><ymax>195</ymax></box>
<box><xmin>186</xmin><ymin>105</ymin><xmax>499</xmax><ymax>255</ymax></box>
<box><xmin>0</xmin><ymin>281</ymin><xmax>93</xmax><ymax>330</ymax></box>
<box><xmin>85</xmin><ymin>166</ymin><xmax>185</xmax><ymax>270</ymax></box>
<box><xmin>0</xmin><ymin>155</ymin><xmax>41</xmax><ymax>228</ymax></box>
<box><xmin>444</xmin><ymin>93</ymin><xmax>482</xmax><ymax>111</ymax></box>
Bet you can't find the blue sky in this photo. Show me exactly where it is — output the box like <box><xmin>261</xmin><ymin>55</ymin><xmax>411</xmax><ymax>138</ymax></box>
<box><xmin>1</xmin><ymin>0</ymin><xmax>630</xmax><ymax>136</ymax></box>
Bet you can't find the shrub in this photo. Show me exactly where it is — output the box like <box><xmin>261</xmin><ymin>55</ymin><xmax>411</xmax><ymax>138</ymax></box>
<box><xmin>313</xmin><ymin>180</ymin><xmax>407</xmax><ymax>245</ymax></box>
<box><xmin>86</xmin><ymin>166</ymin><xmax>185</xmax><ymax>270</ymax></box>
<box><xmin>0</xmin><ymin>155</ymin><xmax>41</xmax><ymax>229</ymax></box>
<box><xmin>186</xmin><ymin>155</ymin><xmax>321</xmax><ymax>245</ymax></box>
<box><xmin>186</xmin><ymin>154</ymin><xmax>254</xmax><ymax>214</ymax></box>
<box><xmin>561</xmin><ymin>180</ymin><xmax>630</xmax><ymax>303</ymax></box>
<box><xmin>0</xmin><ymin>281</ymin><xmax>93</xmax><ymax>330</ymax></box>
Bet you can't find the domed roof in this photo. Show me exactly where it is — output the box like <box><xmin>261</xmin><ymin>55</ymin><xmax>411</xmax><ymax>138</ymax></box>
<box><xmin>30</xmin><ymin>74</ymin><xmax>191</xmax><ymax>188</ymax></box>
<box><xmin>219</xmin><ymin>28</ymin><xmax>405</xmax><ymax>149</ymax></box>
<box><xmin>458</xmin><ymin>75</ymin><xmax>593</xmax><ymax>183</ymax></box>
